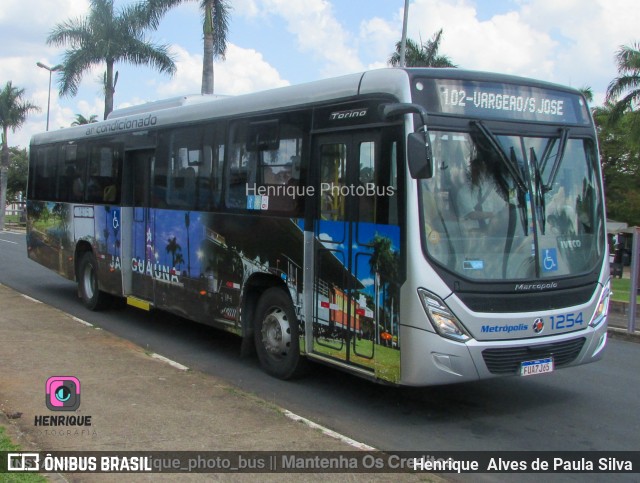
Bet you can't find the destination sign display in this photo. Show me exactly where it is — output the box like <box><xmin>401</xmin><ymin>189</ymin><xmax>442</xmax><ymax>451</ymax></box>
<box><xmin>415</xmin><ymin>79</ymin><xmax>590</xmax><ymax>125</ymax></box>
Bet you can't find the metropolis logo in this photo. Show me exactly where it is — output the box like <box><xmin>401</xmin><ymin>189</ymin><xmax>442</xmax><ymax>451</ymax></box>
<box><xmin>532</xmin><ymin>318</ymin><xmax>545</xmax><ymax>334</ymax></box>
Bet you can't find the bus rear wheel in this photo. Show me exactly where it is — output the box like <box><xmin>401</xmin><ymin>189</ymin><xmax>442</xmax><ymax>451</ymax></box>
<box><xmin>254</xmin><ymin>287</ymin><xmax>306</xmax><ymax>379</ymax></box>
<box><xmin>78</xmin><ymin>252</ymin><xmax>110</xmax><ymax>311</ymax></box>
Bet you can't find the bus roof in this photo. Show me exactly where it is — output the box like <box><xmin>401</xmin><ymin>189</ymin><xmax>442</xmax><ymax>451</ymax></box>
<box><xmin>30</xmin><ymin>68</ymin><xmax>584</xmax><ymax>146</ymax></box>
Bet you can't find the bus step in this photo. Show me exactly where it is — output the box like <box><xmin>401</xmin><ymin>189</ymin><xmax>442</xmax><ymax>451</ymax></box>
<box><xmin>126</xmin><ymin>296</ymin><xmax>152</xmax><ymax>311</ymax></box>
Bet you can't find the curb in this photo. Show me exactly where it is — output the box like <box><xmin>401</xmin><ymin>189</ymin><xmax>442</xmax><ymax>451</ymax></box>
<box><xmin>607</xmin><ymin>326</ymin><xmax>640</xmax><ymax>342</ymax></box>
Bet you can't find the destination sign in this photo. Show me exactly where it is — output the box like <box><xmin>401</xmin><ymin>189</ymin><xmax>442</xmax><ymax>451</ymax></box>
<box><xmin>415</xmin><ymin>79</ymin><xmax>590</xmax><ymax>125</ymax></box>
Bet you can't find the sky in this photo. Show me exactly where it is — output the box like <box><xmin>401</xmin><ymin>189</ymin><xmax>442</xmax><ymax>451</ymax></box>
<box><xmin>1</xmin><ymin>0</ymin><xmax>638</xmax><ymax>148</ymax></box>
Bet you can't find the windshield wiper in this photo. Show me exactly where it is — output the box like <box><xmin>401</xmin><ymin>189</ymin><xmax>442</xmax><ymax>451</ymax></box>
<box><xmin>530</xmin><ymin>148</ymin><xmax>546</xmax><ymax>234</ymax></box>
<box><xmin>471</xmin><ymin>121</ymin><xmax>528</xmax><ymax>194</ymax></box>
<box><xmin>543</xmin><ymin>127</ymin><xmax>569</xmax><ymax>192</ymax></box>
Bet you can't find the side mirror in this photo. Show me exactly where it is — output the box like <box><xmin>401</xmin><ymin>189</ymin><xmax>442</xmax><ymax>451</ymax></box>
<box><xmin>408</xmin><ymin>132</ymin><xmax>433</xmax><ymax>179</ymax></box>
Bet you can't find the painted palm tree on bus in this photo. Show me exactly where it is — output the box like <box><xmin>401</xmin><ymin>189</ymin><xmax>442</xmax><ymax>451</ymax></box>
<box><xmin>147</xmin><ymin>0</ymin><xmax>230</xmax><ymax>95</ymax></box>
<box><xmin>0</xmin><ymin>81</ymin><xmax>39</xmax><ymax>231</ymax></box>
<box><xmin>388</xmin><ymin>29</ymin><xmax>456</xmax><ymax>68</ymax></box>
<box><xmin>166</xmin><ymin>236</ymin><xmax>182</xmax><ymax>268</ymax></box>
<box><xmin>47</xmin><ymin>0</ymin><xmax>177</xmax><ymax>120</ymax></box>
<box><xmin>369</xmin><ymin>234</ymin><xmax>398</xmax><ymax>341</ymax></box>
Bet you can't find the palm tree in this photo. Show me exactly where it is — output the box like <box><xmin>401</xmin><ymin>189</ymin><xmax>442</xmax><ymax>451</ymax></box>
<box><xmin>0</xmin><ymin>81</ymin><xmax>39</xmax><ymax>230</ymax></box>
<box><xmin>606</xmin><ymin>41</ymin><xmax>640</xmax><ymax>122</ymax></box>
<box><xmin>388</xmin><ymin>29</ymin><xmax>456</xmax><ymax>68</ymax></box>
<box><xmin>47</xmin><ymin>0</ymin><xmax>177</xmax><ymax>120</ymax></box>
<box><xmin>166</xmin><ymin>236</ymin><xmax>182</xmax><ymax>267</ymax></box>
<box><xmin>145</xmin><ymin>0</ymin><xmax>230</xmax><ymax>94</ymax></box>
<box><xmin>71</xmin><ymin>114</ymin><xmax>99</xmax><ymax>126</ymax></box>
<box><xmin>579</xmin><ymin>86</ymin><xmax>594</xmax><ymax>104</ymax></box>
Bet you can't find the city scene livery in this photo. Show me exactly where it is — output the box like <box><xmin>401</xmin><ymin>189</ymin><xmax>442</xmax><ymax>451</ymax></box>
<box><xmin>26</xmin><ymin>68</ymin><xmax>610</xmax><ymax>385</ymax></box>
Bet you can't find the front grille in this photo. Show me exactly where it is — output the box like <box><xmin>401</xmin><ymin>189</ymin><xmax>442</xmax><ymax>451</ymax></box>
<box><xmin>482</xmin><ymin>337</ymin><xmax>586</xmax><ymax>375</ymax></box>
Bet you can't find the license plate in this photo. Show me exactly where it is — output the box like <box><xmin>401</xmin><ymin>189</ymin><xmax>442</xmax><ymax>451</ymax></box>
<box><xmin>520</xmin><ymin>357</ymin><xmax>554</xmax><ymax>376</ymax></box>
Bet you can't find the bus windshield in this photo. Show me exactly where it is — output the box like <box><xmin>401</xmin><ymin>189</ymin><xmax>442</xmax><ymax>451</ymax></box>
<box><xmin>420</xmin><ymin>127</ymin><xmax>604</xmax><ymax>281</ymax></box>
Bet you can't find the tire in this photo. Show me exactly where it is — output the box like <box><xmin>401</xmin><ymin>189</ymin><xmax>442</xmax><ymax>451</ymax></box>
<box><xmin>77</xmin><ymin>252</ymin><xmax>110</xmax><ymax>311</ymax></box>
<box><xmin>254</xmin><ymin>287</ymin><xmax>306</xmax><ymax>379</ymax></box>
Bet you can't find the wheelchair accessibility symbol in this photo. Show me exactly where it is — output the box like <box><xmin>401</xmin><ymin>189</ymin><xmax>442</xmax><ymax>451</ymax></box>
<box><xmin>542</xmin><ymin>248</ymin><xmax>558</xmax><ymax>272</ymax></box>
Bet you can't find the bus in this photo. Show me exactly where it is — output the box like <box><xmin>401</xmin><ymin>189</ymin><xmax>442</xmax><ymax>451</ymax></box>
<box><xmin>26</xmin><ymin>68</ymin><xmax>610</xmax><ymax>385</ymax></box>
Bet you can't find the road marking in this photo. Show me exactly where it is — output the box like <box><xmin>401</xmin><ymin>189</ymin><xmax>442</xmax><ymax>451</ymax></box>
<box><xmin>20</xmin><ymin>294</ymin><xmax>42</xmax><ymax>304</ymax></box>
<box><xmin>151</xmin><ymin>353</ymin><xmax>189</xmax><ymax>371</ymax></box>
<box><xmin>283</xmin><ymin>409</ymin><xmax>376</xmax><ymax>450</ymax></box>
<box><xmin>0</xmin><ymin>237</ymin><xmax>18</xmax><ymax>245</ymax></box>
<box><xmin>71</xmin><ymin>316</ymin><xmax>94</xmax><ymax>327</ymax></box>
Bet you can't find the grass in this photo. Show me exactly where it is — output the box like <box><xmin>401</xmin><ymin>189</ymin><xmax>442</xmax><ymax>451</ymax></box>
<box><xmin>4</xmin><ymin>214</ymin><xmax>23</xmax><ymax>224</ymax></box>
<box><xmin>0</xmin><ymin>426</ymin><xmax>47</xmax><ymax>482</ymax></box>
<box><xmin>611</xmin><ymin>277</ymin><xmax>640</xmax><ymax>304</ymax></box>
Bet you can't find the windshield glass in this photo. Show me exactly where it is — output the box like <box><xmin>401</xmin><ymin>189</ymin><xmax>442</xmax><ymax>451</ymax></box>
<box><xmin>420</xmin><ymin>128</ymin><xmax>604</xmax><ymax>281</ymax></box>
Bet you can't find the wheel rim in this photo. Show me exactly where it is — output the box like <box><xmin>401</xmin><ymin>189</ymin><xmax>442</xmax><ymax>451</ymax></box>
<box><xmin>261</xmin><ymin>307</ymin><xmax>292</xmax><ymax>359</ymax></box>
<box><xmin>82</xmin><ymin>263</ymin><xmax>96</xmax><ymax>300</ymax></box>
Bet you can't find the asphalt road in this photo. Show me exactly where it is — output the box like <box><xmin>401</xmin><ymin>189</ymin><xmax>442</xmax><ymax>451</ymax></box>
<box><xmin>1</xmin><ymin>229</ymin><xmax>638</xmax><ymax>482</ymax></box>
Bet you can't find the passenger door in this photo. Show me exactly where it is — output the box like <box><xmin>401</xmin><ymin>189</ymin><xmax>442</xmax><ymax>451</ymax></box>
<box><xmin>122</xmin><ymin>149</ymin><xmax>155</xmax><ymax>305</ymax></box>
<box><xmin>309</xmin><ymin>129</ymin><xmax>402</xmax><ymax>378</ymax></box>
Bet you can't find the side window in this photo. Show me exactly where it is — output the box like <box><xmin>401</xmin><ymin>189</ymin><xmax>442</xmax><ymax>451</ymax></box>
<box><xmin>227</xmin><ymin>122</ymin><xmax>257</xmax><ymax>209</ymax></box>
<box><xmin>226</xmin><ymin>113</ymin><xmax>307</xmax><ymax>214</ymax></box>
<box><xmin>157</xmin><ymin>124</ymin><xmax>224</xmax><ymax>210</ymax></box>
<box><xmin>166</xmin><ymin>127</ymin><xmax>204</xmax><ymax>209</ymax></box>
<box><xmin>319</xmin><ymin>143</ymin><xmax>347</xmax><ymax>221</ymax></box>
<box><xmin>358</xmin><ymin>141</ymin><xmax>376</xmax><ymax>223</ymax></box>
<box><xmin>61</xmin><ymin>143</ymin><xmax>88</xmax><ymax>202</ymax></box>
<box><xmin>29</xmin><ymin>145</ymin><xmax>58</xmax><ymax>201</ymax></box>
<box><xmin>86</xmin><ymin>145</ymin><xmax>122</xmax><ymax>204</ymax></box>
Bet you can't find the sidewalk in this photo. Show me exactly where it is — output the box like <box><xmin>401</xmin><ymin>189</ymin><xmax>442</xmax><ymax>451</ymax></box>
<box><xmin>0</xmin><ymin>283</ymin><xmax>429</xmax><ymax>482</ymax></box>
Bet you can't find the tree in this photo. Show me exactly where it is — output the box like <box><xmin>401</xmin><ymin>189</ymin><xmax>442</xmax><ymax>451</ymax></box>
<box><xmin>606</xmin><ymin>42</ymin><xmax>640</xmax><ymax>122</ymax></box>
<box><xmin>146</xmin><ymin>0</ymin><xmax>230</xmax><ymax>94</ymax></box>
<box><xmin>7</xmin><ymin>147</ymin><xmax>28</xmax><ymax>202</ymax></box>
<box><xmin>0</xmin><ymin>81</ymin><xmax>39</xmax><ymax>230</ymax></box>
<box><xmin>579</xmin><ymin>86</ymin><xmax>594</xmax><ymax>104</ymax></box>
<box><xmin>388</xmin><ymin>29</ymin><xmax>456</xmax><ymax>68</ymax></box>
<box><xmin>47</xmin><ymin>0</ymin><xmax>177</xmax><ymax>120</ymax></box>
<box><xmin>600</xmin><ymin>41</ymin><xmax>640</xmax><ymax>225</ymax></box>
<box><xmin>71</xmin><ymin>114</ymin><xmax>99</xmax><ymax>126</ymax></box>
<box><xmin>593</xmin><ymin>102</ymin><xmax>640</xmax><ymax>225</ymax></box>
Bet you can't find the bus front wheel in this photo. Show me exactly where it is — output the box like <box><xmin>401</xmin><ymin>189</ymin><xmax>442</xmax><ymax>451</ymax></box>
<box><xmin>78</xmin><ymin>252</ymin><xmax>109</xmax><ymax>311</ymax></box>
<box><xmin>254</xmin><ymin>287</ymin><xmax>306</xmax><ymax>379</ymax></box>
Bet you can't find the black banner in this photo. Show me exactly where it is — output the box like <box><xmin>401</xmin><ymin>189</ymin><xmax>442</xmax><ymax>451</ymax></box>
<box><xmin>2</xmin><ymin>451</ymin><xmax>639</xmax><ymax>474</ymax></box>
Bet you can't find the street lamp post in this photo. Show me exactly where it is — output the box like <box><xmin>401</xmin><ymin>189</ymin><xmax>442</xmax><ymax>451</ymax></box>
<box><xmin>36</xmin><ymin>62</ymin><xmax>63</xmax><ymax>131</ymax></box>
<box><xmin>400</xmin><ymin>0</ymin><xmax>409</xmax><ymax>67</ymax></box>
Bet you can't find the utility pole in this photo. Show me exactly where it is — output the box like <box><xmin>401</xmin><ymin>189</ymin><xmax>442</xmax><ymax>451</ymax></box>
<box><xmin>400</xmin><ymin>0</ymin><xmax>410</xmax><ymax>67</ymax></box>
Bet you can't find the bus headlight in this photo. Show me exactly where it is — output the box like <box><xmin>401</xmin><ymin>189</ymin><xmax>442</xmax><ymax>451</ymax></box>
<box><xmin>418</xmin><ymin>289</ymin><xmax>470</xmax><ymax>342</ymax></box>
<box><xmin>589</xmin><ymin>279</ymin><xmax>611</xmax><ymax>328</ymax></box>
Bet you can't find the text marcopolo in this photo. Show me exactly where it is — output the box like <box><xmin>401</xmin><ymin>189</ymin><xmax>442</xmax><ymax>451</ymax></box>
<box><xmin>246</xmin><ymin>183</ymin><xmax>395</xmax><ymax>200</ymax></box>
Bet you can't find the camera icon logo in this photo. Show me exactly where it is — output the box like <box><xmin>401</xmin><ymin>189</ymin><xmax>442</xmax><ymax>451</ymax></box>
<box><xmin>46</xmin><ymin>376</ymin><xmax>81</xmax><ymax>411</ymax></box>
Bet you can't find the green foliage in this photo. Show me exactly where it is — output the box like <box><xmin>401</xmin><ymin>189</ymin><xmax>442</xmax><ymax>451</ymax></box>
<box><xmin>389</xmin><ymin>29</ymin><xmax>457</xmax><ymax>68</ymax></box>
<box><xmin>8</xmin><ymin>146</ymin><xmax>28</xmax><ymax>201</ymax></box>
<box><xmin>71</xmin><ymin>113</ymin><xmax>99</xmax><ymax>125</ymax></box>
<box><xmin>47</xmin><ymin>0</ymin><xmax>177</xmax><ymax>119</ymax></box>
<box><xmin>597</xmin><ymin>40</ymin><xmax>640</xmax><ymax>226</ymax></box>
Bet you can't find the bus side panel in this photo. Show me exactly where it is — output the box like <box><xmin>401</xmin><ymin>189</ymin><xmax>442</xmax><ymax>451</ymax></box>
<box><xmin>137</xmin><ymin>209</ymin><xmax>303</xmax><ymax>333</ymax></box>
<box><xmin>26</xmin><ymin>200</ymin><xmax>76</xmax><ymax>281</ymax></box>
<box><xmin>91</xmin><ymin>205</ymin><xmax>123</xmax><ymax>297</ymax></box>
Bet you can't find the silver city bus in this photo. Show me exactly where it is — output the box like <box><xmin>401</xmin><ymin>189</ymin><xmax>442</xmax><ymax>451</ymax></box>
<box><xmin>27</xmin><ymin>68</ymin><xmax>609</xmax><ymax>385</ymax></box>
